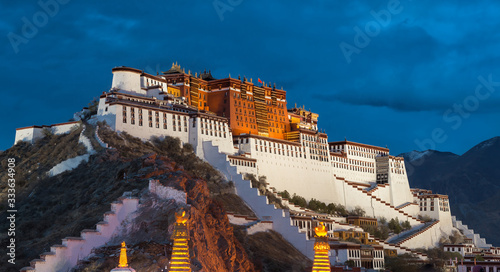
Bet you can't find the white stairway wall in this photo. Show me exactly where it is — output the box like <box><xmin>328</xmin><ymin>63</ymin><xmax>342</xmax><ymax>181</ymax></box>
<box><xmin>202</xmin><ymin>141</ymin><xmax>316</xmax><ymax>260</ymax></box>
<box><xmin>21</xmin><ymin>197</ymin><xmax>139</xmax><ymax>272</ymax></box>
<box><xmin>452</xmin><ymin>216</ymin><xmax>492</xmax><ymax>248</ymax></box>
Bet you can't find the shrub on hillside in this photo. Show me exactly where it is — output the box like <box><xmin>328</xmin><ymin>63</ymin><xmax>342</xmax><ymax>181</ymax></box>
<box><xmin>349</xmin><ymin>206</ymin><xmax>366</xmax><ymax>217</ymax></box>
<box><xmin>418</xmin><ymin>214</ymin><xmax>434</xmax><ymax>222</ymax></box>
<box><xmin>388</xmin><ymin>218</ymin><xmax>403</xmax><ymax>234</ymax></box>
<box><xmin>244</xmin><ymin>174</ymin><xmax>284</xmax><ymax>209</ymax></box>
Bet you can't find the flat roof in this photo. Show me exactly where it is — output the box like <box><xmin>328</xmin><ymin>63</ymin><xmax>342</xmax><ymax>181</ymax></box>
<box><xmin>16</xmin><ymin>121</ymin><xmax>79</xmax><ymax>131</ymax></box>
<box><xmin>329</xmin><ymin>140</ymin><xmax>389</xmax><ymax>152</ymax></box>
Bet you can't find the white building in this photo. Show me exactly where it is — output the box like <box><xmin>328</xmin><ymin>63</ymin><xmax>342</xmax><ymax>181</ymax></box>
<box><xmin>14</xmin><ymin>121</ymin><xmax>80</xmax><ymax>144</ymax></box>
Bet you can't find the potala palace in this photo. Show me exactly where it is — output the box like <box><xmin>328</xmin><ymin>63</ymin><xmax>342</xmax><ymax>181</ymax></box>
<box><xmin>15</xmin><ymin>64</ymin><xmax>499</xmax><ymax>272</ymax></box>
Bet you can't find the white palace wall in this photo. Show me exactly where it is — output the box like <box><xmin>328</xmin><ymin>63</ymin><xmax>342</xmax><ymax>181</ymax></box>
<box><xmin>189</xmin><ymin>116</ymin><xmax>234</xmax><ymax>156</ymax></box>
<box><xmin>370</xmin><ymin>184</ymin><xmax>392</xmax><ymax>205</ymax></box>
<box><xmin>97</xmin><ymin>101</ymin><xmax>235</xmax><ymax>155</ymax></box>
<box><xmin>114</xmin><ymin>104</ymin><xmax>190</xmax><ymax>144</ymax></box>
<box><xmin>235</xmin><ymin>137</ymin><xmax>344</xmax><ymax>205</ymax></box>
<box><xmin>388</xmin><ymin>170</ymin><xmax>414</xmax><ymax>208</ymax></box>
<box><xmin>14</xmin><ymin>127</ymin><xmax>44</xmax><ymax>144</ymax></box>
<box><xmin>111</xmin><ymin>70</ymin><xmax>145</xmax><ymax>97</ymax></box>
<box><xmin>398</xmin><ymin>221</ymin><xmax>449</xmax><ymax>249</ymax></box>
<box><xmin>14</xmin><ymin>122</ymin><xmax>80</xmax><ymax>145</ymax></box>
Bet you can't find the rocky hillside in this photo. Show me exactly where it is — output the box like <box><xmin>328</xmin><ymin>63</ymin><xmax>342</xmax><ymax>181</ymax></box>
<box><xmin>0</xmin><ymin>123</ymin><xmax>310</xmax><ymax>272</ymax></box>
<box><xmin>401</xmin><ymin>136</ymin><xmax>500</xmax><ymax>246</ymax></box>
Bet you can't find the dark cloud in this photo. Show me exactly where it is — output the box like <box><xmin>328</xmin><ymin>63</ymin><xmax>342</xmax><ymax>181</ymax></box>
<box><xmin>1</xmin><ymin>0</ymin><xmax>499</xmax><ymax>154</ymax></box>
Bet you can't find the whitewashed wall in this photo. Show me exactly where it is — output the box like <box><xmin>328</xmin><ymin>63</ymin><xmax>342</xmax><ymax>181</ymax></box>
<box><xmin>27</xmin><ymin>197</ymin><xmax>139</xmax><ymax>272</ymax></box>
<box><xmin>14</xmin><ymin>122</ymin><xmax>79</xmax><ymax>145</ymax></box>
<box><xmin>388</xmin><ymin>170</ymin><xmax>414</xmax><ymax>208</ymax></box>
<box><xmin>111</xmin><ymin>70</ymin><xmax>144</xmax><ymax>96</ymax></box>
<box><xmin>114</xmin><ymin>104</ymin><xmax>190</xmax><ymax>144</ymax></box>
<box><xmin>399</xmin><ymin>221</ymin><xmax>453</xmax><ymax>249</ymax></box>
<box><xmin>235</xmin><ymin>137</ymin><xmax>344</xmax><ymax>205</ymax></box>
<box><xmin>14</xmin><ymin>127</ymin><xmax>42</xmax><ymax>144</ymax></box>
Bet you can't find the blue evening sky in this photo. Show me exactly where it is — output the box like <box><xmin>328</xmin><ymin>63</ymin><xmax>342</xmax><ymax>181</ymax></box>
<box><xmin>1</xmin><ymin>0</ymin><xmax>499</xmax><ymax>155</ymax></box>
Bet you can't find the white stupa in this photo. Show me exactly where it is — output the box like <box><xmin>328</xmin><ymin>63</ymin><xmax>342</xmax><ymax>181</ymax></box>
<box><xmin>110</xmin><ymin>241</ymin><xmax>136</xmax><ymax>272</ymax></box>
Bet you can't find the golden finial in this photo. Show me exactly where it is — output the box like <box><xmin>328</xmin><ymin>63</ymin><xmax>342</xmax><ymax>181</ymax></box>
<box><xmin>118</xmin><ymin>241</ymin><xmax>129</xmax><ymax>268</ymax></box>
<box><xmin>250</xmin><ymin>78</ymin><xmax>253</xmax><ymax>83</ymax></box>
<box><xmin>314</xmin><ymin>222</ymin><xmax>327</xmax><ymax>237</ymax></box>
<box><xmin>176</xmin><ymin>210</ymin><xmax>188</xmax><ymax>224</ymax></box>
<box><xmin>229</xmin><ymin>73</ymin><xmax>231</xmax><ymax>78</ymax></box>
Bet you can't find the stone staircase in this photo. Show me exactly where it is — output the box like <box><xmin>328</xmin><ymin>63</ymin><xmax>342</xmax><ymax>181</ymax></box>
<box><xmin>94</xmin><ymin>124</ymin><xmax>109</xmax><ymax>148</ymax></box>
<box><xmin>364</xmin><ymin>183</ymin><xmax>388</xmax><ymax>194</ymax></box>
<box><xmin>343</xmin><ymin>180</ymin><xmax>424</xmax><ymax>225</ymax></box>
<box><xmin>386</xmin><ymin>221</ymin><xmax>437</xmax><ymax>245</ymax></box>
<box><xmin>452</xmin><ymin>216</ymin><xmax>492</xmax><ymax>248</ymax></box>
<box><xmin>20</xmin><ymin>195</ymin><xmax>139</xmax><ymax>272</ymax></box>
<box><xmin>395</xmin><ymin>202</ymin><xmax>415</xmax><ymax>210</ymax></box>
<box><xmin>372</xmin><ymin>237</ymin><xmax>428</xmax><ymax>260</ymax></box>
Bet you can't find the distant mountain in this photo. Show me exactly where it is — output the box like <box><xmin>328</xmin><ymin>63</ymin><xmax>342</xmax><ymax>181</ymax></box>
<box><xmin>400</xmin><ymin>137</ymin><xmax>500</xmax><ymax>246</ymax></box>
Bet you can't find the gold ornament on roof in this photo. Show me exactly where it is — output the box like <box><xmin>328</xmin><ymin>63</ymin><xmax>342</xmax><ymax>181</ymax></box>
<box><xmin>176</xmin><ymin>210</ymin><xmax>188</xmax><ymax>224</ymax></box>
<box><xmin>118</xmin><ymin>241</ymin><xmax>128</xmax><ymax>268</ymax></box>
<box><xmin>315</xmin><ymin>222</ymin><xmax>327</xmax><ymax>237</ymax></box>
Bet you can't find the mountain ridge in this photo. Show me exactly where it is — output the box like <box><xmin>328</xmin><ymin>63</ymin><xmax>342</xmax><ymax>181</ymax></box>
<box><xmin>400</xmin><ymin>136</ymin><xmax>500</xmax><ymax>246</ymax></box>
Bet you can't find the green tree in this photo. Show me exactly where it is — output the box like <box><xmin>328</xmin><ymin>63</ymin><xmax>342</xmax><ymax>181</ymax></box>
<box><xmin>385</xmin><ymin>254</ymin><xmax>419</xmax><ymax>272</ymax></box>
<box><xmin>350</xmin><ymin>206</ymin><xmax>366</xmax><ymax>216</ymax></box>
<box><xmin>279</xmin><ymin>190</ymin><xmax>290</xmax><ymax>199</ymax></box>
<box><xmin>389</xmin><ymin>218</ymin><xmax>402</xmax><ymax>234</ymax></box>
<box><xmin>290</xmin><ymin>194</ymin><xmax>307</xmax><ymax>207</ymax></box>
<box><xmin>344</xmin><ymin>260</ymin><xmax>355</xmax><ymax>267</ymax></box>
<box><xmin>307</xmin><ymin>198</ymin><xmax>327</xmax><ymax>213</ymax></box>
<box><xmin>402</xmin><ymin>220</ymin><xmax>412</xmax><ymax>231</ymax></box>
<box><xmin>377</xmin><ymin>224</ymin><xmax>390</xmax><ymax>240</ymax></box>
<box><xmin>418</xmin><ymin>214</ymin><xmax>433</xmax><ymax>222</ymax></box>
<box><xmin>333</xmin><ymin>204</ymin><xmax>349</xmax><ymax>217</ymax></box>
